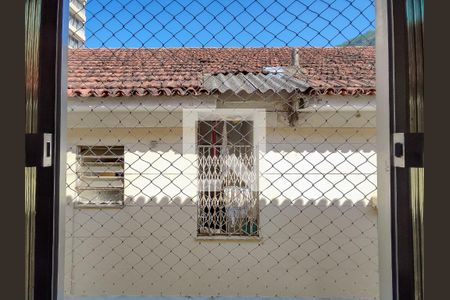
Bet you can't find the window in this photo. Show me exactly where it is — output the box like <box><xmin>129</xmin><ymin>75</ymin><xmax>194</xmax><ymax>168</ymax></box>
<box><xmin>197</xmin><ymin>120</ymin><xmax>259</xmax><ymax>236</ymax></box>
<box><xmin>75</xmin><ymin>146</ymin><xmax>125</xmax><ymax>207</ymax></box>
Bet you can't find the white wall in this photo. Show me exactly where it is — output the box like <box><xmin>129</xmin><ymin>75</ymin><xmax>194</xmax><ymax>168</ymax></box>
<box><xmin>67</xmin><ymin>95</ymin><xmax>376</xmax><ymax>130</ymax></box>
<box><xmin>64</xmin><ymin>96</ymin><xmax>378</xmax><ymax>299</ymax></box>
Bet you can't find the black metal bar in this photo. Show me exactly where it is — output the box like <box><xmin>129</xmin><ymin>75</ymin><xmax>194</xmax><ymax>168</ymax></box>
<box><xmin>33</xmin><ymin>0</ymin><xmax>63</xmax><ymax>299</ymax></box>
<box><xmin>388</xmin><ymin>0</ymin><xmax>424</xmax><ymax>299</ymax></box>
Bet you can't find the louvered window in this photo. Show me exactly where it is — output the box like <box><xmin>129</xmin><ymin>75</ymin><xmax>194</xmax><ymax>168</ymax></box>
<box><xmin>75</xmin><ymin>146</ymin><xmax>125</xmax><ymax>207</ymax></box>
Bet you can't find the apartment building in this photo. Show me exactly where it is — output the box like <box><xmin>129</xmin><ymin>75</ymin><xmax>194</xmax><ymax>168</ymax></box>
<box><xmin>69</xmin><ymin>0</ymin><xmax>86</xmax><ymax>48</ymax></box>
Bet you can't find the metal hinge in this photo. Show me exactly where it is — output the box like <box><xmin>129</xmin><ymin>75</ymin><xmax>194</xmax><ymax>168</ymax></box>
<box><xmin>25</xmin><ymin>133</ymin><xmax>52</xmax><ymax>167</ymax></box>
<box><xmin>393</xmin><ymin>133</ymin><xmax>424</xmax><ymax>168</ymax></box>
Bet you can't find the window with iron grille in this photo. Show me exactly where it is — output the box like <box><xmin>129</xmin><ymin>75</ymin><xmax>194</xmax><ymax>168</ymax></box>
<box><xmin>197</xmin><ymin>120</ymin><xmax>259</xmax><ymax>237</ymax></box>
<box><xmin>75</xmin><ymin>145</ymin><xmax>125</xmax><ymax>207</ymax></box>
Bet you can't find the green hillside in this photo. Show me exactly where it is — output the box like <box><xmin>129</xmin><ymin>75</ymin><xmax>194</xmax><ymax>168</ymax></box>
<box><xmin>339</xmin><ymin>29</ymin><xmax>375</xmax><ymax>46</ymax></box>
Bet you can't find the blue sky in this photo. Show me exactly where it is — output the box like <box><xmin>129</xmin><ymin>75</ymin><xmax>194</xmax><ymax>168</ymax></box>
<box><xmin>84</xmin><ymin>0</ymin><xmax>375</xmax><ymax>48</ymax></box>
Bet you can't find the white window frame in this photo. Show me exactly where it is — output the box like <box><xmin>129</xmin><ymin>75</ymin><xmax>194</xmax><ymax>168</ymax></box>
<box><xmin>183</xmin><ymin>109</ymin><xmax>266</xmax><ymax>238</ymax></box>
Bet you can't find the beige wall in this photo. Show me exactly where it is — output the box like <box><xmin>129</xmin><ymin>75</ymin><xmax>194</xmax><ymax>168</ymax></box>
<box><xmin>65</xmin><ymin>128</ymin><xmax>378</xmax><ymax>299</ymax></box>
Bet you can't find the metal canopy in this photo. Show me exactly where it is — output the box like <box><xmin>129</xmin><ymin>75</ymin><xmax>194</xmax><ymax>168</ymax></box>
<box><xmin>202</xmin><ymin>72</ymin><xmax>310</xmax><ymax>95</ymax></box>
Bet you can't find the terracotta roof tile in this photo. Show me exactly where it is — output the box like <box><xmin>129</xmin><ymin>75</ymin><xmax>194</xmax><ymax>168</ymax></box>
<box><xmin>68</xmin><ymin>47</ymin><xmax>375</xmax><ymax>97</ymax></box>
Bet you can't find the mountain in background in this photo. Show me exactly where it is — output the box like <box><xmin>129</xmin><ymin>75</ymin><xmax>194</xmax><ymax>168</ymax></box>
<box><xmin>339</xmin><ymin>29</ymin><xmax>375</xmax><ymax>46</ymax></box>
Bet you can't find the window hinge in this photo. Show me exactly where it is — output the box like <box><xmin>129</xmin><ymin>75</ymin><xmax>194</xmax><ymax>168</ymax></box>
<box><xmin>25</xmin><ymin>133</ymin><xmax>52</xmax><ymax>167</ymax></box>
<box><xmin>393</xmin><ymin>133</ymin><xmax>424</xmax><ymax>168</ymax></box>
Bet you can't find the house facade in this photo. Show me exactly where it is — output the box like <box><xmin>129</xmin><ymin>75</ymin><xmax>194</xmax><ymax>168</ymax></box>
<box><xmin>64</xmin><ymin>47</ymin><xmax>378</xmax><ymax>299</ymax></box>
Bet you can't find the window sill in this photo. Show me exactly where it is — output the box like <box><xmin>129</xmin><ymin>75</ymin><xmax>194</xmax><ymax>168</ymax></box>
<box><xmin>73</xmin><ymin>202</ymin><xmax>124</xmax><ymax>209</ymax></box>
<box><xmin>195</xmin><ymin>235</ymin><xmax>263</xmax><ymax>242</ymax></box>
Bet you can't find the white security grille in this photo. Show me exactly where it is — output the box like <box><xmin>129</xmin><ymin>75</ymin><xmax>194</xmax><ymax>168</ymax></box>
<box><xmin>198</xmin><ymin>145</ymin><xmax>258</xmax><ymax>236</ymax></box>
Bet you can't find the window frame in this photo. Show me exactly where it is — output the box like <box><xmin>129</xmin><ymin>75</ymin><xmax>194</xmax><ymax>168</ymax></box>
<box><xmin>74</xmin><ymin>145</ymin><xmax>125</xmax><ymax>208</ymax></box>
<box><xmin>196</xmin><ymin>119</ymin><xmax>260</xmax><ymax>238</ymax></box>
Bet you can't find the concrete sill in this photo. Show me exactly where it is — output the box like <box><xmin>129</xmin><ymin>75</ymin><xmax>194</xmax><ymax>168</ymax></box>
<box><xmin>195</xmin><ymin>235</ymin><xmax>263</xmax><ymax>242</ymax></box>
<box><xmin>74</xmin><ymin>203</ymin><xmax>124</xmax><ymax>209</ymax></box>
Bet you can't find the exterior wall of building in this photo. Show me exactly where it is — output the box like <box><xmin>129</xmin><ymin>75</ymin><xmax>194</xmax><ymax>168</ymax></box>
<box><xmin>64</xmin><ymin>95</ymin><xmax>378</xmax><ymax>299</ymax></box>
